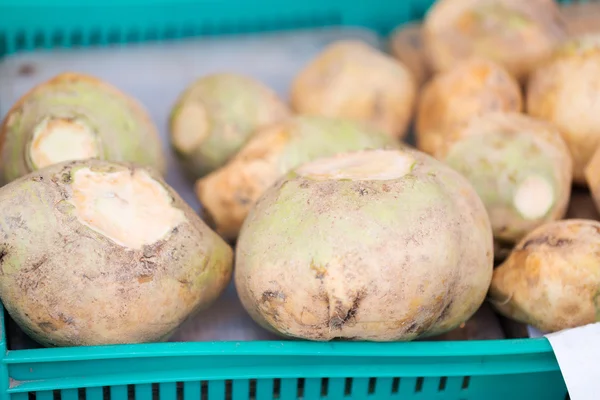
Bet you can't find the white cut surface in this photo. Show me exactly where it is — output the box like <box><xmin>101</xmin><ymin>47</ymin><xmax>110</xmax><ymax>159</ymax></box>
<box><xmin>30</xmin><ymin>117</ymin><xmax>100</xmax><ymax>169</ymax></box>
<box><xmin>69</xmin><ymin>167</ymin><xmax>187</xmax><ymax>249</ymax></box>
<box><xmin>296</xmin><ymin>149</ymin><xmax>415</xmax><ymax>181</ymax></box>
<box><xmin>513</xmin><ymin>175</ymin><xmax>554</xmax><ymax>220</ymax></box>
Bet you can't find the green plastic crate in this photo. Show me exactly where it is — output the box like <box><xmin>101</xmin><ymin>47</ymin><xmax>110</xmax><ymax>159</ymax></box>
<box><xmin>0</xmin><ymin>0</ymin><xmax>580</xmax><ymax>399</ymax></box>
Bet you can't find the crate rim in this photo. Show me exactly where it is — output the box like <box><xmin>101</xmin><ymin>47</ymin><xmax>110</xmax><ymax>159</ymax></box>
<box><xmin>3</xmin><ymin>337</ymin><xmax>554</xmax><ymax>362</ymax></box>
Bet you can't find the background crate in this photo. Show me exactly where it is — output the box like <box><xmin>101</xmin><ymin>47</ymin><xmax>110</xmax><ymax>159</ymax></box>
<box><xmin>0</xmin><ymin>0</ymin><xmax>584</xmax><ymax>399</ymax></box>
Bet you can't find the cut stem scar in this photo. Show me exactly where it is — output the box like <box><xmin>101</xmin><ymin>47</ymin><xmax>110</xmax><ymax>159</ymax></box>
<box><xmin>68</xmin><ymin>167</ymin><xmax>187</xmax><ymax>249</ymax></box>
<box><xmin>513</xmin><ymin>175</ymin><xmax>554</xmax><ymax>220</ymax></box>
<box><xmin>296</xmin><ymin>149</ymin><xmax>415</xmax><ymax>181</ymax></box>
<box><xmin>29</xmin><ymin>117</ymin><xmax>101</xmax><ymax>169</ymax></box>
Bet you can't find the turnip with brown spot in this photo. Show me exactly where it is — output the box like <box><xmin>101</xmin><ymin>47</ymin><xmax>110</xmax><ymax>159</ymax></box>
<box><xmin>235</xmin><ymin>148</ymin><xmax>494</xmax><ymax>341</ymax></box>
<box><xmin>0</xmin><ymin>72</ymin><xmax>166</xmax><ymax>185</ymax></box>
<box><xmin>169</xmin><ymin>73</ymin><xmax>291</xmax><ymax>178</ymax></box>
<box><xmin>489</xmin><ymin>219</ymin><xmax>600</xmax><ymax>333</ymax></box>
<box><xmin>0</xmin><ymin>159</ymin><xmax>233</xmax><ymax>347</ymax></box>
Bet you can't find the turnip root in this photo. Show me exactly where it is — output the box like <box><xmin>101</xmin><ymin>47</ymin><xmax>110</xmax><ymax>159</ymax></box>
<box><xmin>169</xmin><ymin>73</ymin><xmax>291</xmax><ymax>178</ymax></box>
<box><xmin>290</xmin><ymin>40</ymin><xmax>417</xmax><ymax>139</ymax></box>
<box><xmin>195</xmin><ymin>116</ymin><xmax>398</xmax><ymax>241</ymax></box>
<box><xmin>489</xmin><ymin>219</ymin><xmax>600</xmax><ymax>333</ymax></box>
<box><xmin>416</xmin><ymin>58</ymin><xmax>522</xmax><ymax>156</ymax></box>
<box><xmin>388</xmin><ymin>22</ymin><xmax>432</xmax><ymax>87</ymax></box>
<box><xmin>423</xmin><ymin>0</ymin><xmax>567</xmax><ymax>81</ymax></box>
<box><xmin>0</xmin><ymin>73</ymin><xmax>166</xmax><ymax>184</ymax></box>
<box><xmin>433</xmin><ymin>112</ymin><xmax>572</xmax><ymax>243</ymax></box>
<box><xmin>0</xmin><ymin>159</ymin><xmax>233</xmax><ymax>347</ymax></box>
<box><xmin>527</xmin><ymin>35</ymin><xmax>600</xmax><ymax>184</ymax></box>
<box><xmin>235</xmin><ymin>148</ymin><xmax>494</xmax><ymax>341</ymax></box>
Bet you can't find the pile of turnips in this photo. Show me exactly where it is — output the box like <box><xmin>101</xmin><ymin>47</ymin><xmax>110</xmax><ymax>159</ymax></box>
<box><xmin>0</xmin><ymin>0</ymin><xmax>599</xmax><ymax>348</ymax></box>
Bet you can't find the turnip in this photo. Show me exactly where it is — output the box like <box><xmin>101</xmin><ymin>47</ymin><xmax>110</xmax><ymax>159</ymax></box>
<box><xmin>0</xmin><ymin>73</ymin><xmax>166</xmax><ymax>184</ymax></box>
<box><xmin>527</xmin><ymin>34</ymin><xmax>600</xmax><ymax>184</ymax></box>
<box><xmin>433</xmin><ymin>112</ymin><xmax>572</xmax><ymax>243</ymax></box>
<box><xmin>0</xmin><ymin>159</ymin><xmax>233</xmax><ymax>347</ymax></box>
<box><xmin>423</xmin><ymin>0</ymin><xmax>567</xmax><ymax>81</ymax></box>
<box><xmin>490</xmin><ymin>219</ymin><xmax>600</xmax><ymax>333</ymax></box>
<box><xmin>169</xmin><ymin>73</ymin><xmax>291</xmax><ymax>178</ymax></box>
<box><xmin>290</xmin><ymin>40</ymin><xmax>417</xmax><ymax>139</ymax></box>
<box><xmin>235</xmin><ymin>148</ymin><xmax>493</xmax><ymax>341</ymax></box>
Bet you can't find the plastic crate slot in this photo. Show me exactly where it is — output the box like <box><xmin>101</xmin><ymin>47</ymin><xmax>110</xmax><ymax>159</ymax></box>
<box><xmin>0</xmin><ymin>33</ymin><xmax>6</xmax><ymax>56</ymax></box>
<box><xmin>391</xmin><ymin>378</ymin><xmax>400</xmax><ymax>394</ymax></box>
<box><xmin>70</xmin><ymin>30</ymin><xmax>84</xmax><ymax>47</ymax></box>
<box><xmin>414</xmin><ymin>377</ymin><xmax>424</xmax><ymax>393</ymax></box>
<box><xmin>14</xmin><ymin>31</ymin><xmax>27</xmax><ymax>52</ymax></box>
<box><xmin>107</xmin><ymin>29</ymin><xmax>122</xmax><ymax>45</ymax></box>
<box><xmin>272</xmin><ymin>378</ymin><xmax>281</xmax><ymax>399</ymax></box>
<box><xmin>438</xmin><ymin>376</ymin><xmax>447</xmax><ymax>392</ymax></box>
<box><xmin>320</xmin><ymin>378</ymin><xmax>329</xmax><ymax>397</ymax></box>
<box><xmin>248</xmin><ymin>380</ymin><xmax>257</xmax><ymax>399</ymax></box>
<box><xmin>78</xmin><ymin>388</ymin><xmax>87</xmax><ymax>400</ymax></box>
<box><xmin>200</xmin><ymin>381</ymin><xmax>209</xmax><ymax>400</ymax></box>
<box><xmin>367</xmin><ymin>378</ymin><xmax>376</xmax><ymax>395</ymax></box>
<box><xmin>88</xmin><ymin>28</ymin><xmax>103</xmax><ymax>46</ymax></box>
<box><xmin>163</xmin><ymin>26</ymin><xmax>179</xmax><ymax>40</ymax></box>
<box><xmin>224</xmin><ymin>380</ymin><xmax>233</xmax><ymax>400</ymax></box>
<box><xmin>51</xmin><ymin>30</ymin><xmax>65</xmax><ymax>47</ymax></box>
<box><xmin>462</xmin><ymin>376</ymin><xmax>471</xmax><ymax>390</ymax></box>
<box><xmin>344</xmin><ymin>378</ymin><xmax>353</xmax><ymax>396</ymax></box>
<box><xmin>151</xmin><ymin>383</ymin><xmax>159</xmax><ymax>400</ymax></box>
<box><xmin>144</xmin><ymin>27</ymin><xmax>161</xmax><ymax>42</ymax></box>
<box><xmin>296</xmin><ymin>378</ymin><xmax>305</xmax><ymax>398</ymax></box>
<box><xmin>125</xmin><ymin>385</ymin><xmax>134</xmax><ymax>400</ymax></box>
<box><xmin>173</xmin><ymin>382</ymin><xmax>183</xmax><ymax>400</ymax></box>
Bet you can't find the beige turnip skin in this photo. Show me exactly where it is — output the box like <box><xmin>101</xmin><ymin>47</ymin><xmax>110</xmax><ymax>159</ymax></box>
<box><xmin>169</xmin><ymin>73</ymin><xmax>291</xmax><ymax>178</ymax></box>
<box><xmin>235</xmin><ymin>148</ymin><xmax>494</xmax><ymax>342</ymax></box>
<box><xmin>0</xmin><ymin>159</ymin><xmax>233</xmax><ymax>347</ymax></box>
<box><xmin>423</xmin><ymin>0</ymin><xmax>567</xmax><ymax>81</ymax></box>
<box><xmin>490</xmin><ymin>219</ymin><xmax>600</xmax><ymax>333</ymax></box>
<box><xmin>195</xmin><ymin>116</ymin><xmax>399</xmax><ymax>242</ymax></box>
<box><xmin>434</xmin><ymin>112</ymin><xmax>572</xmax><ymax>244</ymax></box>
<box><xmin>527</xmin><ymin>34</ymin><xmax>600</xmax><ymax>185</ymax></box>
<box><xmin>388</xmin><ymin>22</ymin><xmax>432</xmax><ymax>87</ymax></box>
<box><xmin>0</xmin><ymin>73</ymin><xmax>166</xmax><ymax>185</ymax></box>
<box><xmin>416</xmin><ymin>58</ymin><xmax>523</xmax><ymax>156</ymax></box>
<box><xmin>290</xmin><ymin>40</ymin><xmax>417</xmax><ymax>140</ymax></box>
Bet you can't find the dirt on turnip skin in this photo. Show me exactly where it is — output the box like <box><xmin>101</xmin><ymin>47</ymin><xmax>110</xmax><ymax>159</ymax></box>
<box><xmin>0</xmin><ymin>159</ymin><xmax>233</xmax><ymax>347</ymax></box>
<box><xmin>235</xmin><ymin>148</ymin><xmax>493</xmax><ymax>341</ymax></box>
